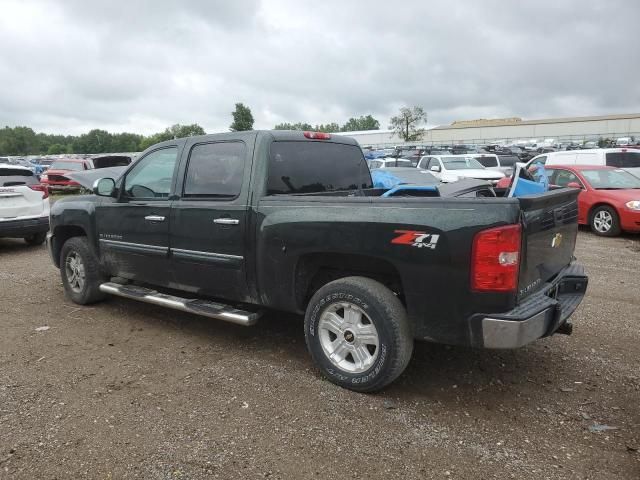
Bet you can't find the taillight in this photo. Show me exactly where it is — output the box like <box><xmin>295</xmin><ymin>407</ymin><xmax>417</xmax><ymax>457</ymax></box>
<box><xmin>303</xmin><ymin>131</ymin><xmax>331</xmax><ymax>140</ymax></box>
<box><xmin>29</xmin><ymin>184</ymin><xmax>49</xmax><ymax>200</ymax></box>
<box><xmin>471</xmin><ymin>224</ymin><xmax>521</xmax><ymax>292</ymax></box>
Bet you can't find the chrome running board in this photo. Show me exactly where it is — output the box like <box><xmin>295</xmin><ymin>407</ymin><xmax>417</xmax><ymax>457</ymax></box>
<box><xmin>99</xmin><ymin>282</ymin><xmax>260</xmax><ymax>326</ymax></box>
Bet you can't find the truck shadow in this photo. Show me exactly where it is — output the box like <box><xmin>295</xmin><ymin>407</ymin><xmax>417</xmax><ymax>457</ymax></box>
<box><xmin>105</xmin><ymin>297</ymin><xmax>575</xmax><ymax>401</ymax></box>
<box><xmin>0</xmin><ymin>238</ymin><xmax>44</xmax><ymax>256</ymax></box>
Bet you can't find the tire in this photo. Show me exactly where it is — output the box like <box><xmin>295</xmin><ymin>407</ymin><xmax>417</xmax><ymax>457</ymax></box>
<box><xmin>590</xmin><ymin>205</ymin><xmax>621</xmax><ymax>237</ymax></box>
<box><xmin>24</xmin><ymin>232</ymin><xmax>46</xmax><ymax>246</ymax></box>
<box><xmin>60</xmin><ymin>236</ymin><xmax>107</xmax><ymax>304</ymax></box>
<box><xmin>304</xmin><ymin>276</ymin><xmax>413</xmax><ymax>392</ymax></box>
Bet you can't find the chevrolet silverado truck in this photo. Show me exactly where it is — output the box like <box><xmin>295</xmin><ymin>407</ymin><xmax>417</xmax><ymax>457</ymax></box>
<box><xmin>47</xmin><ymin>130</ymin><xmax>588</xmax><ymax>392</ymax></box>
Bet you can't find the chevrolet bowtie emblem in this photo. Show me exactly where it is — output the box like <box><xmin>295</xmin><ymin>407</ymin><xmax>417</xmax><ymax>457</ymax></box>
<box><xmin>551</xmin><ymin>233</ymin><xmax>563</xmax><ymax>248</ymax></box>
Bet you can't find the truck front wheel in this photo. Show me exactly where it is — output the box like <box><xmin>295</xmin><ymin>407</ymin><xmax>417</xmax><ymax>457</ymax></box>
<box><xmin>60</xmin><ymin>236</ymin><xmax>107</xmax><ymax>305</ymax></box>
<box><xmin>304</xmin><ymin>276</ymin><xmax>413</xmax><ymax>392</ymax></box>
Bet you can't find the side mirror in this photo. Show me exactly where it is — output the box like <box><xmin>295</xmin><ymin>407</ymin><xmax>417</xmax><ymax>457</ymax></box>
<box><xmin>567</xmin><ymin>182</ymin><xmax>582</xmax><ymax>189</ymax></box>
<box><xmin>430</xmin><ymin>165</ymin><xmax>441</xmax><ymax>172</ymax></box>
<box><xmin>93</xmin><ymin>177</ymin><xmax>116</xmax><ymax>197</ymax></box>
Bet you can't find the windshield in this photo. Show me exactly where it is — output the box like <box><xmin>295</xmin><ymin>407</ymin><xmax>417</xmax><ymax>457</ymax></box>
<box><xmin>50</xmin><ymin>161</ymin><xmax>85</xmax><ymax>171</ymax></box>
<box><xmin>442</xmin><ymin>157</ymin><xmax>485</xmax><ymax>170</ymax></box>
<box><xmin>581</xmin><ymin>169</ymin><xmax>640</xmax><ymax>189</ymax></box>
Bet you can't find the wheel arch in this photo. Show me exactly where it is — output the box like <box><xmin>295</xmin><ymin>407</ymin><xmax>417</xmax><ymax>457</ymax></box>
<box><xmin>588</xmin><ymin>202</ymin><xmax>619</xmax><ymax>223</ymax></box>
<box><xmin>51</xmin><ymin>224</ymin><xmax>88</xmax><ymax>268</ymax></box>
<box><xmin>293</xmin><ymin>252</ymin><xmax>405</xmax><ymax>312</ymax></box>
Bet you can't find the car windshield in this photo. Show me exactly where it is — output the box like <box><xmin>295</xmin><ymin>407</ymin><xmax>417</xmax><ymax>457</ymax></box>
<box><xmin>581</xmin><ymin>169</ymin><xmax>640</xmax><ymax>189</ymax></box>
<box><xmin>442</xmin><ymin>157</ymin><xmax>485</xmax><ymax>170</ymax></box>
<box><xmin>50</xmin><ymin>161</ymin><xmax>84</xmax><ymax>171</ymax></box>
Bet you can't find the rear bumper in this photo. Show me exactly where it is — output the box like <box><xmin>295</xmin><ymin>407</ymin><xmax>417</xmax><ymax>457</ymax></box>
<box><xmin>0</xmin><ymin>216</ymin><xmax>49</xmax><ymax>237</ymax></box>
<box><xmin>471</xmin><ymin>263</ymin><xmax>588</xmax><ymax>349</ymax></box>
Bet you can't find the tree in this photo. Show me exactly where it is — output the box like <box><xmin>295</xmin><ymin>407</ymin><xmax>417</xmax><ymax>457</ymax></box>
<box><xmin>315</xmin><ymin>122</ymin><xmax>341</xmax><ymax>133</ymax></box>
<box><xmin>342</xmin><ymin>115</ymin><xmax>380</xmax><ymax>132</ymax></box>
<box><xmin>138</xmin><ymin>123</ymin><xmax>205</xmax><ymax>151</ymax></box>
<box><xmin>230</xmin><ymin>103</ymin><xmax>254</xmax><ymax>131</ymax></box>
<box><xmin>389</xmin><ymin>107</ymin><xmax>427</xmax><ymax>142</ymax></box>
<box><xmin>273</xmin><ymin>122</ymin><xmax>314</xmax><ymax>131</ymax></box>
<box><xmin>47</xmin><ymin>143</ymin><xmax>67</xmax><ymax>155</ymax></box>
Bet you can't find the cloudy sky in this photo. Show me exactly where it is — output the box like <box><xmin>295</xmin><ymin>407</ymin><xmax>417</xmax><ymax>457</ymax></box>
<box><xmin>1</xmin><ymin>0</ymin><xmax>639</xmax><ymax>135</ymax></box>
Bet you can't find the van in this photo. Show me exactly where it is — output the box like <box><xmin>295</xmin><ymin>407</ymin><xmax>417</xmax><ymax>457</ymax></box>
<box><xmin>530</xmin><ymin>148</ymin><xmax>640</xmax><ymax>177</ymax></box>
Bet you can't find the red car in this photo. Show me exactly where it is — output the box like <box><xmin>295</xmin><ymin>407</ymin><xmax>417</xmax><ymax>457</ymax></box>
<box><xmin>544</xmin><ymin>165</ymin><xmax>640</xmax><ymax>236</ymax></box>
<box><xmin>40</xmin><ymin>159</ymin><xmax>92</xmax><ymax>192</ymax></box>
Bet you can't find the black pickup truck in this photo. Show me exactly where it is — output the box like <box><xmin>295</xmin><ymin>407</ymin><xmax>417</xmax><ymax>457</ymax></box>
<box><xmin>47</xmin><ymin>130</ymin><xmax>588</xmax><ymax>392</ymax></box>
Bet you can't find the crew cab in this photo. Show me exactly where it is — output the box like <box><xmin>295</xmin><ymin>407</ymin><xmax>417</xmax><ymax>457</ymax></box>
<box><xmin>47</xmin><ymin>130</ymin><xmax>588</xmax><ymax>392</ymax></box>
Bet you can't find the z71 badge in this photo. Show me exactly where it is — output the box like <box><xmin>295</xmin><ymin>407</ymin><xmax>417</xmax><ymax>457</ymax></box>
<box><xmin>391</xmin><ymin>230</ymin><xmax>440</xmax><ymax>249</ymax></box>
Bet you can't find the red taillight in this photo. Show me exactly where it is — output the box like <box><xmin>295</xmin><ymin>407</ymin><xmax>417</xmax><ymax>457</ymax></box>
<box><xmin>471</xmin><ymin>224</ymin><xmax>521</xmax><ymax>292</ymax></box>
<box><xmin>29</xmin><ymin>184</ymin><xmax>49</xmax><ymax>199</ymax></box>
<box><xmin>303</xmin><ymin>131</ymin><xmax>331</xmax><ymax>140</ymax></box>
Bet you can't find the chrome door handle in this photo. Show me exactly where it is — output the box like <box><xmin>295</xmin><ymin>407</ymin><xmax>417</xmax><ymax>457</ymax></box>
<box><xmin>144</xmin><ymin>215</ymin><xmax>165</xmax><ymax>222</ymax></box>
<box><xmin>213</xmin><ymin>218</ymin><xmax>239</xmax><ymax>225</ymax></box>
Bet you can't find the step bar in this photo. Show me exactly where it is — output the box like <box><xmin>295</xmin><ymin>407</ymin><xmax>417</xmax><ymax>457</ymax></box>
<box><xmin>99</xmin><ymin>282</ymin><xmax>260</xmax><ymax>326</ymax></box>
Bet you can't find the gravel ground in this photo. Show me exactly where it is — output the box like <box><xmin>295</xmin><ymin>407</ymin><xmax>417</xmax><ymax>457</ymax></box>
<box><xmin>0</xmin><ymin>230</ymin><xmax>639</xmax><ymax>479</ymax></box>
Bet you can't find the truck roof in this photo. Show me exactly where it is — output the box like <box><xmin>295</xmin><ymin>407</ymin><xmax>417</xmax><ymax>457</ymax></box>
<box><xmin>149</xmin><ymin>130</ymin><xmax>360</xmax><ymax>150</ymax></box>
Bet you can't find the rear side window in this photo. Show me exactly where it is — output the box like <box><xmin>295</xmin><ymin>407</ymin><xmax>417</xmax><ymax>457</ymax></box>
<box><xmin>606</xmin><ymin>151</ymin><xmax>640</xmax><ymax>168</ymax></box>
<box><xmin>475</xmin><ymin>156</ymin><xmax>498</xmax><ymax>167</ymax></box>
<box><xmin>267</xmin><ymin>142</ymin><xmax>372</xmax><ymax>195</ymax></box>
<box><xmin>184</xmin><ymin>142</ymin><xmax>246</xmax><ymax>198</ymax></box>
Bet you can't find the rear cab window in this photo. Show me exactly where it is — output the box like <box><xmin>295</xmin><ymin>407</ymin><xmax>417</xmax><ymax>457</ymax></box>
<box><xmin>266</xmin><ymin>141</ymin><xmax>372</xmax><ymax>195</ymax></box>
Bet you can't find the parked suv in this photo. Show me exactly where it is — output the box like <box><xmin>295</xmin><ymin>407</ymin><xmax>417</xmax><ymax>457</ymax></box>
<box><xmin>0</xmin><ymin>164</ymin><xmax>49</xmax><ymax>245</ymax></box>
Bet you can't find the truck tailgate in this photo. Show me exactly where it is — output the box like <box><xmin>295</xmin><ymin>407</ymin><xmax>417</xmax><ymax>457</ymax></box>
<box><xmin>517</xmin><ymin>188</ymin><xmax>580</xmax><ymax>299</ymax></box>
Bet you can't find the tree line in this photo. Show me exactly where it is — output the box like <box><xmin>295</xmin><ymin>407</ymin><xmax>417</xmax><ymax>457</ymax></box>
<box><xmin>0</xmin><ymin>123</ymin><xmax>205</xmax><ymax>157</ymax></box>
<box><xmin>0</xmin><ymin>104</ymin><xmax>426</xmax><ymax>156</ymax></box>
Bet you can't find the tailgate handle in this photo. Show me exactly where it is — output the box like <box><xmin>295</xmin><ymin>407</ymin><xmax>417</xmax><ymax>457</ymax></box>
<box><xmin>144</xmin><ymin>215</ymin><xmax>165</xmax><ymax>222</ymax></box>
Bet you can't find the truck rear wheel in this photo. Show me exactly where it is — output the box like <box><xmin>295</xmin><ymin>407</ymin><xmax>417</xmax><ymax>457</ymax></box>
<box><xmin>60</xmin><ymin>236</ymin><xmax>107</xmax><ymax>305</ymax></box>
<box><xmin>304</xmin><ymin>276</ymin><xmax>413</xmax><ymax>392</ymax></box>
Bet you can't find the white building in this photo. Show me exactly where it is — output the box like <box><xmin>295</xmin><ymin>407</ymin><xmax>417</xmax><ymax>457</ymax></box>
<box><xmin>336</xmin><ymin>113</ymin><xmax>640</xmax><ymax>147</ymax></box>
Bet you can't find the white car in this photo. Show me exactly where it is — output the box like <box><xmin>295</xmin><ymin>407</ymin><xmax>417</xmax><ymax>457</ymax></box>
<box><xmin>0</xmin><ymin>164</ymin><xmax>50</xmax><ymax>245</ymax></box>
<box><xmin>368</xmin><ymin>158</ymin><xmax>413</xmax><ymax>169</ymax></box>
<box><xmin>528</xmin><ymin>148</ymin><xmax>640</xmax><ymax>178</ymax></box>
<box><xmin>416</xmin><ymin>155</ymin><xmax>505</xmax><ymax>184</ymax></box>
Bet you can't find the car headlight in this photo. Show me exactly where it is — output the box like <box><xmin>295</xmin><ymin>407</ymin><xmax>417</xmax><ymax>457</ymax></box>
<box><xmin>626</xmin><ymin>200</ymin><xmax>640</xmax><ymax>210</ymax></box>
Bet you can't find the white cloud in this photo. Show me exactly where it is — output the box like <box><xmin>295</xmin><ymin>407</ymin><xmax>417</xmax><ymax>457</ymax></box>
<box><xmin>0</xmin><ymin>0</ymin><xmax>638</xmax><ymax>135</ymax></box>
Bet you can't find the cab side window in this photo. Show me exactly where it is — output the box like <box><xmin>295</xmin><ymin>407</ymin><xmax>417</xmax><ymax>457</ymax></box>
<box><xmin>427</xmin><ymin>157</ymin><xmax>440</xmax><ymax>169</ymax></box>
<box><xmin>183</xmin><ymin>142</ymin><xmax>246</xmax><ymax>198</ymax></box>
<box><xmin>551</xmin><ymin>169</ymin><xmax>582</xmax><ymax>188</ymax></box>
<box><xmin>123</xmin><ymin>147</ymin><xmax>178</xmax><ymax>199</ymax></box>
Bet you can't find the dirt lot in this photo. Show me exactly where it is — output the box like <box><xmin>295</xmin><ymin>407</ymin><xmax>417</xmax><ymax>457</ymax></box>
<box><xmin>1</xmin><ymin>231</ymin><xmax>639</xmax><ymax>479</ymax></box>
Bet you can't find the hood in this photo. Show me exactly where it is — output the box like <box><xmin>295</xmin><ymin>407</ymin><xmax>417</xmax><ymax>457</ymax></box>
<box><xmin>66</xmin><ymin>166</ymin><xmax>127</xmax><ymax>189</ymax></box>
<box><xmin>445</xmin><ymin>169</ymin><xmax>504</xmax><ymax>180</ymax></box>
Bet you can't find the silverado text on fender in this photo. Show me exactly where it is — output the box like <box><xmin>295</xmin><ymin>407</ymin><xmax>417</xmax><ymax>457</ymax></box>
<box><xmin>47</xmin><ymin>130</ymin><xmax>588</xmax><ymax>392</ymax></box>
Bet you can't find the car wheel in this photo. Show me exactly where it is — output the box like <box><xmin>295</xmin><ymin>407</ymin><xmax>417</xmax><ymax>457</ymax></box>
<box><xmin>590</xmin><ymin>205</ymin><xmax>621</xmax><ymax>237</ymax></box>
<box><xmin>60</xmin><ymin>236</ymin><xmax>107</xmax><ymax>304</ymax></box>
<box><xmin>304</xmin><ymin>276</ymin><xmax>413</xmax><ymax>392</ymax></box>
<box><xmin>24</xmin><ymin>232</ymin><xmax>46</xmax><ymax>246</ymax></box>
